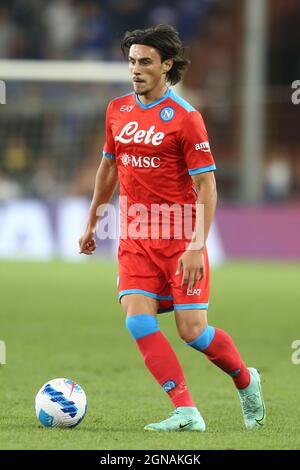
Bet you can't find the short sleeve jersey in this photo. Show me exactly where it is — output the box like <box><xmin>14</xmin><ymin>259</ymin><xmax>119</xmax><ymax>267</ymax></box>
<box><xmin>103</xmin><ymin>87</ymin><xmax>216</xmax><ymax>237</ymax></box>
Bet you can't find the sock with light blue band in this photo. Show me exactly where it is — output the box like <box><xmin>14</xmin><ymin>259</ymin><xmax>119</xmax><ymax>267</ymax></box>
<box><xmin>187</xmin><ymin>325</ymin><xmax>216</xmax><ymax>351</ymax></box>
<box><xmin>126</xmin><ymin>314</ymin><xmax>159</xmax><ymax>341</ymax></box>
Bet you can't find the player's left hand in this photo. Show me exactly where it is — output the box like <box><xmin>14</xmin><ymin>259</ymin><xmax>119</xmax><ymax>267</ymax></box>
<box><xmin>176</xmin><ymin>249</ymin><xmax>205</xmax><ymax>290</ymax></box>
<box><xmin>79</xmin><ymin>229</ymin><xmax>97</xmax><ymax>255</ymax></box>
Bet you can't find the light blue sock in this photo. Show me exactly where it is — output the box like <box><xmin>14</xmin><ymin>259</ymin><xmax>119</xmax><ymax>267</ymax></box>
<box><xmin>187</xmin><ymin>325</ymin><xmax>216</xmax><ymax>351</ymax></box>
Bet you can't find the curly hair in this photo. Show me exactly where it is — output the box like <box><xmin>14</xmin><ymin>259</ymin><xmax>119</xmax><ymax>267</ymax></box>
<box><xmin>121</xmin><ymin>24</ymin><xmax>190</xmax><ymax>85</ymax></box>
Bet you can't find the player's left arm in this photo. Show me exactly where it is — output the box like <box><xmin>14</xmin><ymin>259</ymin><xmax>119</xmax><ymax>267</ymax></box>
<box><xmin>177</xmin><ymin>109</ymin><xmax>217</xmax><ymax>289</ymax></box>
<box><xmin>176</xmin><ymin>171</ymin><xmax>217</xmax><ymax>289</ymax></box>
<box><xmin>190</xmin><ymin>170</ymin><xmax>217</xmax><ymax>250</ymax></box>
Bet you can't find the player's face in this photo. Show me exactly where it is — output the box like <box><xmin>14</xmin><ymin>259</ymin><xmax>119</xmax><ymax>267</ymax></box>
<box><xmin>128</xmin><ymin>44</ymin><xmax>171</xmax><ymax>97</ymax></box>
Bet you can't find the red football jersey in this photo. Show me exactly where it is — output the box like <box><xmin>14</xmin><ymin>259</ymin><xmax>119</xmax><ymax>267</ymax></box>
<box><xmin>103</xmin><ymin>87</ymin><xmax>216</xmax><ymax>239</ymax></box>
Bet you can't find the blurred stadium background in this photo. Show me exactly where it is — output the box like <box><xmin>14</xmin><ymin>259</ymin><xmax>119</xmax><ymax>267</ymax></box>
<box><xmin>0</xmin><ymin>0</ymin><xmax>300</xmax><ymax>260</ymax></box>
<box><xmin>0</xmin><ymin>0</ymin><xmax>300</xmax><ymax>450</ymax></box>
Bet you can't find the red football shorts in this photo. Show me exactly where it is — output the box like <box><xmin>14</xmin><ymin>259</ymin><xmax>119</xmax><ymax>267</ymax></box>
<box><xmin>117</xmin><ymin>238</ymin><xmax>210</xmax><ymax>313</ymax></box>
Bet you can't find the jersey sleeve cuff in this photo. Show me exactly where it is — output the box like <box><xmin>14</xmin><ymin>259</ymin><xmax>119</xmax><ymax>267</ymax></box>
<box><xmin>188</xmin><ymin>164</ymin><xmax>216</xmax><ymax>175</ymax></box>
<box><xmin>103</xmin><ymin>151</ymin><xmax>115</xmax><ymax>160</ymax></box>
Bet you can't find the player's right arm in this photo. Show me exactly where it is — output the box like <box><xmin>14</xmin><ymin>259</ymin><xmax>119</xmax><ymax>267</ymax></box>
<box><xmin>79</xmin><ymin>102</ymin><xmax>118</xmax><ymax>255</ymax></box>
<box><xmin>79</xmin><ymin>156</ymin><xmax>118</xmax><ymax>255</ymax></box>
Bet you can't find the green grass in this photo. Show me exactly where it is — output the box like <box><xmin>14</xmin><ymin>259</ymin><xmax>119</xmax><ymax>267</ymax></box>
<box><xmin>0</xmin><ymin>260</ymin><xmax>300</xmax><ymax>450</ymax></box>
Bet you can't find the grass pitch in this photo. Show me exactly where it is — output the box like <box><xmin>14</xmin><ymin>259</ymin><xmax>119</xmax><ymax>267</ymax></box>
<box><xmin>0</xmin><ymin>260</ymin><xmax>299</xmax><ymax>450</ymax></box>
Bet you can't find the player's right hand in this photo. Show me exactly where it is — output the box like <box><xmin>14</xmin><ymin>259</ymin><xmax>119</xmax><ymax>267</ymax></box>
<box><xmin>79</xmin><ymin>229</ymin><xmax>96</xmax><ymax>255</ymax></box>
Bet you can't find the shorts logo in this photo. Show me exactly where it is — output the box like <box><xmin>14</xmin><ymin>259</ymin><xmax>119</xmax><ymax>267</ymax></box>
<box><xmin>120</xmin><ymin>152</ymin><xmax>160</xmax><ymax>168</ymax></box>
<box><xmin>187</xmin><ymin>288</ymin><xmax>201</xmax><ymax>296</ymax></box>
<box><xmin>160</xmin><ymin>106</ymin><xmax>175</xmax><ymax>122</ymax></box>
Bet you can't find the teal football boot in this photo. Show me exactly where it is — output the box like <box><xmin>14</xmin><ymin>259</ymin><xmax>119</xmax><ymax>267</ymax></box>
<box><xmin>238</xmin><ymin>367</ymin><xmax>266</xmax><ymax>429</ymax></box>
<box><xmin>144</xmin><ymin>407</ymin><xmax>206</xmax><ymax>432</ymax></box>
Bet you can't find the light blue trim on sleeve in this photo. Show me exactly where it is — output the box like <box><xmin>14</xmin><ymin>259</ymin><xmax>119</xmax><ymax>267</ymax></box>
<box><xmin>188</xmin><ymin>164</ymin><xmax>216</xmax><ymax>175</ymax></box>
<box><xmin>103</xmin><ymin>151</ymin><xmax>115</xmax><ymax>160</ymax></box>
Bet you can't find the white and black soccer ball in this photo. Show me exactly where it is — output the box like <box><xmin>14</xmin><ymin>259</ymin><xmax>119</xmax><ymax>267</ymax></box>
<box><xmin>35</xmin><ymin>378</ymin><xmax>87</xmax><ymax>428</ymax></box>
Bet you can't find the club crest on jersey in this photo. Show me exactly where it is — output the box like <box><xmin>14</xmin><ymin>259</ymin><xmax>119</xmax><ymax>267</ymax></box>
<box><xmin>160</xmin><ymin>106</ymin><xmax>175</xmax><ymax>122</ymax></box>
<box><xmin>115</xmin><ymin>121</ymin><xmax>165</xmax><ymax>146</ymax></box>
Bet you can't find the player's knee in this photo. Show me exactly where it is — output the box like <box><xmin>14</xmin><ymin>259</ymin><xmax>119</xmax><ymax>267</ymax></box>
<box><xmin>126</xmin><ymin>314</ymin><xmax>159</xmax><ymax>341</ymax></box>
<box><xmin>121</xmin><ymin>294</ymin><xmax>158</xmax><ymax>316</ymax></box>
<box><xmin>178</xmin><ymin>321</ymin><xmax>208</xmax><ymax>343</ymax></box>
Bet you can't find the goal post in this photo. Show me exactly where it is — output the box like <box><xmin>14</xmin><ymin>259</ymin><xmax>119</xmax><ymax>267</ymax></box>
<box><xmin>0</xmin><ymin>59</ymin><xmax>130</xmax><ymax>83</ymax></box>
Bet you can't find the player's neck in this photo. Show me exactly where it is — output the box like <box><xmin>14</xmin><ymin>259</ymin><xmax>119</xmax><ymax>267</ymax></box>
<box><xmin>137</xmin><ymin>84</ymin><xmax>169</xmax><ymax>106</ymax></box>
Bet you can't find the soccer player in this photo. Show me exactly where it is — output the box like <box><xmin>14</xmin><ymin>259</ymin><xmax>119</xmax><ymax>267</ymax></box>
<box><xmin>79</xmin><ymin>24</ymin><xmax>265</xmax><ymax>432</ymax></box>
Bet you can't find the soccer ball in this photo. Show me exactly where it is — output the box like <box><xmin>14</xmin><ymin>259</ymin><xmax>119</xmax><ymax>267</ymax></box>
<box><xmin>35</xmin><ymin>378</ymin><xmax>87</xmax><ymax>428</ymax></box>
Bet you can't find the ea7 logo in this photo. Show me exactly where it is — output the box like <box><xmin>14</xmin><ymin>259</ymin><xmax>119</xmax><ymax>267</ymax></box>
<box><xmin>187</xmin><ymin>288</ymin><xmax>201</xmax><ymax>296</ymax></box>
<box><xmin>120</xmin><ymin>105</ymin><xmax>133</xmax><ymax>112</ymax></box>
<box><xmin>195</xmin><ymin>141</ymin><xmax>210</xmax><ymax>152</ymax></box>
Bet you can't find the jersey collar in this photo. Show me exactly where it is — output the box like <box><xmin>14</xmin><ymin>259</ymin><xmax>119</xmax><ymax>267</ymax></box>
<box><xmin>135</xmin><ymin>87</ymin><xmax>170</xmax><ymax>110</ymax></box>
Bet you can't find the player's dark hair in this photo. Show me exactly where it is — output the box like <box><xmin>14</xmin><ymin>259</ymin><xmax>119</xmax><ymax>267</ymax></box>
<box><xmin>121</xmin><ymin>24</ymin><xmax>190</xmax><ymax>85</ymax></box>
